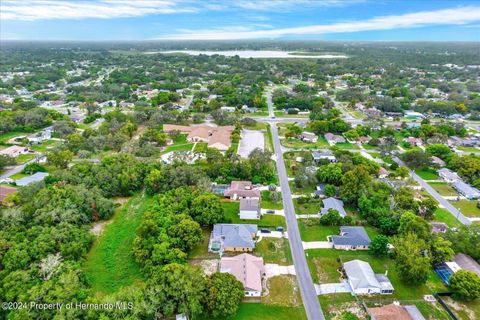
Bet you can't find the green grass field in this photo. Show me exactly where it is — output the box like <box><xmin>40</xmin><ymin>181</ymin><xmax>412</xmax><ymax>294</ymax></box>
<box><xmin>294</xmin><ymin>198</ymin><xmax>321</xmax><ymax>215</ymax></box>
<box><xmin>261</xmin><ymin>190</ymin><xmax>283</xmax><ymax>210</ymax></box>
<box><xmin>228</xmin><ymin>304</ymin><xmax>307</xmax><ymax>320</ymax></box>
<box><xmin>84</xmin><ymin>195</ymin><xmax>152</xmax><ymax>294</ymax></box>
<box><xmin>450</xmin><ymin>199</ymin><xmax>480</xmax><ymax>217</ymax></box>
<box><xmin>0</xmin><ymin>131</ymin><xmax>29</xmax><ymax>144</ymax></box>
<box><xmin>222</xmin><ymin>201</ymin><xmax>286</xmax><ymax>228</ymax></box>
<box><xmin>428</xmin><ymin>182</ymin><xmax>458</xmax><ymax>196</ymax></box>
<box><xmin>415</xmin><ymin>167</ymin><xmax>439</xmax><ymax>180</ymax></box>
<box><xmin>298</xmin><ymin>220</ymin><xmax>339</xmax><ymax>241</ymax></box>
<box><xmin>255</xmin><ymin>238</ymin><xmax>293</xmax><ymax>265</ymax></box>
<box><xmin>433</xmin><ymin>208</ymin><xmax>463</xmax><ymax>228</ymax></box>
<box><xmin>280</xmin><ymin>136</ymin><xmax>329</xmax><ymax>150</ymax></box>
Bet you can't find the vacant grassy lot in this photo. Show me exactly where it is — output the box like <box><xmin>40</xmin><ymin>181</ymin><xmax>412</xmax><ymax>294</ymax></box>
<box><xmin>263</xmin><ymin>275</ymin><xmax>302</xmax><ymax>306</ymax></box>
<box><xmin>222</xmin><ymin>201</ymin><xmax>286</xmax><ymax>228</ymax></box>
<box><xmin>318</xmin><ymin>293</ymin><xmax>361</xmax><ymax>320</ymax></box>
<box><xmin>433</xmin><ymin>208</ymin><xmax>463</xmax><ymax>228</ymax></box>
<box><xmin>85</xmin><ymin>195</ymin><xmax>152</xmax><ymax>294</ymax></box>
<box><xmin>289</xmin><ymin>180</ymin><xmax>315</xmax><ymax>195</ymax></box>
<box><xmin>255</xmin><ymin>238</ymin><xmax>292</xmax><ymax>265</ymax></box>
<box><xmin>415</xmin><ymin>167</ymin><xmax>439</xmax><ymax>180</ymax></box>
<box><xmin>294</xmin><ymin>198</ymin><xmax>320</xmax><ymax>215</ymax></box>
<box><xmin>230</xmin><ymin>303</ymin><xmax>307</xmax><ymax>320</ymax></box>
<box><xmin>261</xmin><ymin>190</ymin><xmax>283</xmax><ymax>210</ymax></box>
<box><xmin>450</xmin><ymin>199</ymin><xmax>480</xmax><ymax>217</ymax></box>
<box><xmin>298</xmin><ymin>220</ymin><xmax>339</xmax><ymax>241</ymax></box>
<box><xmin>443</xmin><ymin>296</ymin><xmax>480</xmax><ymax>320</ymax></box>
<box><xmin>429</xmin><ymin>182</ymin><xmax>458</xmax><ymax>196</ymax></box>
<box><xmin>334</xmin><ymin>142</ymin><xmax>357</xmax><ymax>150</ymax></box>
<box><xmin>189</xmin><ymin>227</ymin><xmax>217</xmax><ymax>260</ymax></box>
<box><xmin>280</xmin><ymin>136</ymin><xmax>329</xmax><ymax>150</ymax></box>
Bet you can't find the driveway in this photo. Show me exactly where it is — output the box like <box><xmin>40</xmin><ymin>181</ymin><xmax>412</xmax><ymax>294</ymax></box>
<box><xmin>315</xmin><ymin>281</ymin><xmax>352</xmax><ymax>295</ymax></box>
<box><xmin>261</xmin><ymin>208</ymin><xmax>285</xmax><ymax>216</ymax></box>
<box><xmin>303</xmin><ymin>241</ymin><xmax>333</xmax><ymax>250</ymax></box>
<box><xmin>265</xmin><ymin>263</ymin><xmax>296</xmax><ymax>278</ymax></box>
<box><xmin>237</xmin><ymin>129</ymin><xmax>265</xmax><ymax>158</ymax></box>
<box><xmin>257</xmin><ymin>230</ymin><xmax>285</xmax><ymax>239</ymax></box>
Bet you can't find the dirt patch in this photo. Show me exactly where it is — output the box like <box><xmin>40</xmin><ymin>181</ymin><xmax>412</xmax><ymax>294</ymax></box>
<box><xmin>190</xmin><ymin>259</ymin><xmax>218</xmax><ymax>275</ymax></box>
<box><xmin>329</xmin><ymin>302</ymin><xmax>368</xmax><ymax>320</ymax></box>
<box><xmin>443</xmin><ymin>297</ymin><xmax>476</xmax><ymax>320</ymax></box>
<box><xmin>90</xmin><ymin>220</ymin><xmax>111</xmax><ymax>236</ymax></box>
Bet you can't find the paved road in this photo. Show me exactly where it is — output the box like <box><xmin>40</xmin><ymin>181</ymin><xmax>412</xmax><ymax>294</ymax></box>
<box><xmin>393</xmin><ymin>157</ymin><xmax>471</xmax><ymax>225</ymax></box>
<box><xmin>0</xmin><ymin>156</ymin><xmax>45</xmax><ymax>180</ymax></box>
<box><xmin>266</xmin><ymin>89</ymin><xmax>324</xmax><ymax>320</ymax></box>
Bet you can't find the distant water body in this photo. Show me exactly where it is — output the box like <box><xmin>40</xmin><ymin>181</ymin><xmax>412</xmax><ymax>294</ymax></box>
<box><xmin>145</xmin><ymin>50</ymin><xmax>347</xmax><ymax>59</ymax></box>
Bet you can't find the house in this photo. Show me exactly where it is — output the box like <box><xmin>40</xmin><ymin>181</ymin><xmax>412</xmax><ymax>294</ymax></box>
<box><xmin>324</xmin><ymin>133</ymin><xmax>346</xmax><ymax>146</ymax></box>
<box><xmin>162</xmin><ymin>124</ymin><xmax>234</xmax><ymax>151</ymax></box>
<box><xmin>0</xmin><ymin>185</ymin><xmax>17</xmax><ymax>203</ymax></box>
<box><xmin>331</xmin><ymin>226</ymin><xmax>371</xmax><ymax>250</ymax></box>
<box><xmin>356</xmin><ymin>136</ymin><xmax>371</xmax><ymax>144</ymax></box>
<box><xmin>27</xmin><ymin>128</ymin><xmax>52</xmax><ymax>144</ymax></box>
<box><xmin>209</xmin><ymin>224</ymin><xmax>257</xmax><ymax>253</ymax></box>
<box><xmin>368</xmin><ymin>303</ymin><xmax>425</xmax><ymax>320</ymax></box>
<box><xmin>312</xmin><ymin>150</ymin><xmax>336</xmax><ymax>163</ymax></box>
<box><xmin>239</xmin><ymin>198</ymin><xmax>261</xmax><ymax>220</ymax></box>
<box><xmin>404</xmin><ymin>111</ymin><xmax>425</xmax><ymax>119</ymax></box>
<box><xmin>343</xmin><ymin>260</ymin><xmax>394</xmax><ymax>295</ymax></box>
<box><xmin>437</xmin><ymin>253</ymin><xmax>480</xmax><ymax>285</ymax></box>
<box><xmin>431</xmin><ymin>156</ymin><xmax>446</xmax><ymax>168</ymax></box>
<box><xmin>438</xmin><ymin>168</ymin><xmax>460</xmax><ymax>183</ymax></box>
<box><xmin>224</xmin><ymin>181</ymin><xmax>261</xmax><ymax>200</ymax></box>
<box><xmin>0</xmin><ymin>145</ymin><xmax>31</xmax><ymax>157</ymax></box>
<box><xmin>15</xmin><ymin>172</ymin><xmax>49</xmax><ymax>187</ymax></box>
<box><xmin>313</xmin><ymin>183</ymin><xmax>326</xmax><ymax>197</ymax></box>
<box><xmin>220</xmin><ymin>253</ymin><xmax>265</xmax><ymax>297</ymax></box>
<box><xmin>430</xmin><ymin>222</ymin><xmax>448</xmax><ymax>234</ymax></box>
<box><xmin>448</xmin><ymin>136</ymin><xmax>479</xmax><ymax>147</ymax></box>
<box><xmin>378</xmin><ymin>167</ymin><xmax>389</xmax><ymax>179</ymax></box>
<box><xmin>320</xmin><ymin>197</ymin><xmax>347</xmax><ymax>217</ymax></box>
<box><xmin>452</xmin><ymin>180</ymin><xmax>480</xmax><ymax>199</ymax></box>
<box><xmin>453</xmin><ymin>253</ymin><xmax>480</xmax><ymax>277</ymax></box>
<box><xmin>402</xmin><ymin>137</ymin><xmax>423</xmax><ymax>147</ymax></box>
<box><xmin>299</xmin><ymin>132</ymin><xmax>318</xmax><ymax>143</ymax></box>
<box><xmin>220</xmin><ymin>106</ymin><xmax>236</xmax><ymax>113</ymax></box>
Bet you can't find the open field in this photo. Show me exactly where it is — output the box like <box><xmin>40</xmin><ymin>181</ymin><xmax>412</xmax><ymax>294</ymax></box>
<box><xmin>428</xmin><ymin>182</ymin><xmax>458</xmax><ymax>196</ymax></box>
<box><xmin>433</xmin><ymin>208</ymin><xmax>463</xmax><ymax>228</ymax></box>
<box><xmin>415</xmin><ymin>167</ymin><xmax>439</xmax><ymax>180</ymax></box>
<box><xmin>263</xmin><ymin>275</ymin><xmax>302</xmax><ymax>306</ymax></box>
<box><xmin>84</xmin><ymin>195</ymin><xmax>152</xmax><ymax>294</ymax></box>
<box><xmin>256</xmin><ymin>238</ymin><xmax>292</xmax><ymax>265</ymax></box>
<box><xmin>450</xmin><ymin>199</ymin><xmax>480</xmax><ymax>217</ymax></box>
<box><xmin>229</xmin><ymin>304</ymin><xmax>307</xmax><ymax>320</ymax></box>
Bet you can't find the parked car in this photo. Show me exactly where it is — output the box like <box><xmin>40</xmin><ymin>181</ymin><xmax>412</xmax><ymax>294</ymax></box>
<box><xmin>266</xmin><ymin>209</ymin><xmax>275</xmax><ymax>214</ymax></box>
<box><xmin>260</xmin><ymin>229</ymin><xmax>271</xmax><ymax>233</ymax></box>
<box><xmin>276</xmin><ymin>227</ymin><xmax>284</xmax><ymax>232</ymax></box>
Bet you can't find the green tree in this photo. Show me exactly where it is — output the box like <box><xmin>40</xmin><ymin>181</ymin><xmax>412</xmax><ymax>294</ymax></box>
<box><xmin>400</xmin><ymin>149</ymin><xmax>432</xmax><ymax>169</ymax></box>
<box><xmin>319</xmin><ymin>209</ymin><xmax>343</xmax><ymax>226</ymax></box>
<box><xmin>430</xmin><ymin>235</ymin><xmax>455</xmax><ymax>265</ymax></box>
<box><xmin>392</xmin><ymin>232</ymin><xmax>431</xmax><ymax>285</ymax></box>
<box><xmin>191</xmin><ymin>193</ymin><xmax>224</xmax><ymax>225</ymax></box>
<box><xmin>47</xmin><ymin>149</ymin><xmax>74</xmax><ymax>168</ymax></box>
<box><xmin>398</xmin><ymin>212</ymin><xmax>432</xmax><ymax>240</ymax></box>
<box><xmin>449</xmin><ymin>270</ymin><xmax>480</xmax><ymax>301</ymax></box>
<box><xmin>204</xmin><ymin>272</ymin><xmax>244</xmax><ymax>318</ymax></box>
<box><xmin>340</xmin><ymin>166</ymin><xmax>371</xmax><ymax>204</ymax></box>
<box><xmin>324</xmin><ymin>184</ymin><xmax>336</xmax><ymax>197</ymax></box>
<box><xmin>370</xmin><ymin>235</ymin><xmax>390</xmax><ymax>257</ymax></box>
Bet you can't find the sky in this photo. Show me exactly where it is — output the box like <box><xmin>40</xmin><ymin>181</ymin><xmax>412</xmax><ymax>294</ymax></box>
<box><xmin>1</xmin><ymin>0</ymin><xmax>480</xmax><ymax>41</ymax></box>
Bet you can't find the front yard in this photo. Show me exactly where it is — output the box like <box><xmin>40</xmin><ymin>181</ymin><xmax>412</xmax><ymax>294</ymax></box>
<box><xmin>449</xmin><ymin>199</ymin><xmax>480</xmax><ymax>218</ymax></box>
<box><xmin>255</xmin><ymin>238</ymin><xmax>292</xmax><ymax>265</ymax></box>
<box><xmin>222</xmin><ymin>201</ymin><xmax>286</xmax><ymax>228</ymax></box>
<box><xmin>428</xmin><ymin>182</ymin><xmax>458</xmax><ymax>196</ymax></box>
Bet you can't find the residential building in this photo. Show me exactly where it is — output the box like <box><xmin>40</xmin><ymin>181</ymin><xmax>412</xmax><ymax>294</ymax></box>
<box><xmin>0</xmin><ymin>185</ymin><xmax>17</xmax><ymax>203</ymax></box>
<box><xmin>27</xmin><ymin>128</ymin><xmax>52</xmax><ymax>144</ymax></box>
<box><xmin>404</xmin><ymin>111</ymin><xmax>425</xmax><ymax>119</ymax></box>
<box><xmin>368</xmin><ymin>303</ymin><xmax>425</xmax><ymax>320</ymax></box>
<box><xmin>453</xmin><ymin>253</ymin><xmax>480</xmax><ymax>277</ymax></box>
<box><xmin>162</xmin><ymin>124</ymin><xmax>234</xmax><ymax>151</ymax></box>
<box><xmin>320</xmin><ymin>197</ymin><xmax>347</xmax><ymax>217</ymax></box>
<box><xmin>15</xmin><ymin>172</ymin><xmax>49</xmax><ymax>187</ymax></box>
<box><xmin>330</xmin><ymin>226</ymin><xmax>371</xmax><ymax>250</ymax></box>
<box><xmin>402</xmin><ymin>137</ymin><xmax>423</xmax><ymax>147</ymax></box>
<box><xmin>0</xmin><ymin>145</ymin><xmax>31</xmax><ymax>157</ymax></box>
<box><xmin>356</xmin><ymin>136</ymin><xmax>371</xmax><ymax>144</ymax></box>
<box><xmin>224</xmin><ymin>181</ymin><xmax>261</xmax><ymax>200</ymax></box>
<box><xmin>312</xmin><ymin>150</ymin><xmax>336</xmax><ymax>163</ymax></box>
<box><xmin>299</xmin><ymin>132</ymin><xmax>318</xmax><ymax>143</ymax></box>
<box><xmin>220</xmin><ymin>253</ymin><xmax>265</xmax><ymax>297</ymax></box>
<box><xmin>208</xmin><ymin>224</ymin><xmax>257</xmax><ymax>253</ymax></box>
<box><xmin>324</xmin><ymin>133</ymin><xmax>346</xmax><ymax>146</ymax></box>
<box><xmin>239</xmin><ymin>198</ymin><xmax>261</xmax><ymax>220</ymax></box>
<box><xmin>343</xmin><ymin>259</ymin><xmax>394</xmax><ymax>295</ymax></box>
<box><xmin>430</xmin><ymin>156</ymin><xmax>446</xmax><ymax>168</ymax></box>
<box><xmin>452</xmin><ymin>180</ymin><xmax>480</xmax><ymax>199</ymax></box>
<box><xmin>437</xmin><ymin>168</ymin><xmax>460</xmax><ymax>183</ymax></box>
<box><xmin>378</xmin><ymin>167</ymin><xmax>389</xmax><ymax>179</ymax></box>
<box><xmin>430</xmin><ymin>222</ymin><xmax>448</xmax><ymax>234</ymax></box>
<box><xmin>220</xmin><ymin>106</ymin><xmax>236</xmax><ymax>113</ymax></box>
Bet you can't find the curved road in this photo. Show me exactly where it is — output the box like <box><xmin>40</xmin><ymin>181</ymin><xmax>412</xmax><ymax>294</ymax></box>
<box><xmin>266</xmin><ymin>88</ymin><xmax>324</xmax><ymax>320</ymax></box>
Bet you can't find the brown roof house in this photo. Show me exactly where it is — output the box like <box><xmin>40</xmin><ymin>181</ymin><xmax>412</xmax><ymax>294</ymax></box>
<box><xmin>368</xmin><ymin>303</ymin><xmax>425</xmax><ymax>320</ymax></box>
<box><xmin>224</xmin><ymin>181</ymin><xmax>261</xmax><ymax>200</ymax></box>
<box><xmin>220</xmin><ymin>253</ymin><xmax>265</xmax><ymax>297</ymax></box>
<box><xmin>163</xmin><ymin>124</ymin><xmax>234</xmax><ymax>151</ymax></box>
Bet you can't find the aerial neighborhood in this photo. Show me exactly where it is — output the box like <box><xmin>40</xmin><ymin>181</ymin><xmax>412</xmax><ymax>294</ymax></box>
<box><xmin>0</xmin><ymin>39</ymin><xmax>479</xmax><ymax>320</ymax></box>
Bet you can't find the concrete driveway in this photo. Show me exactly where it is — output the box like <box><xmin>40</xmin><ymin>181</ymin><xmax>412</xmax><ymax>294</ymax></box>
<box><xmin>315</xmin><ymin>281</ymin><xmax>352</xmax><ymax>295</ymax></box>
<box><xmin>257</xmin><ymin>230</ymin><xmax>285</xmax><ymax>239</ymax></box>
<box><xmin>265</xmin><ymin>263</ymin><xmax>296</xmax><ymax>278</ymax></box>
<box><xmin>261</xmin><ymin>208</ymin><xmax>285</xmax><ymax>216</ymax></box>
<box><xmin>303</xmin><ymin>241</ymin><xmax>333</xmax><ymax>249</ymax></box>
<box><xmin>237</xmin><ymin>129</ymin><xmax>265</xmax><ymax>158</ymax></box>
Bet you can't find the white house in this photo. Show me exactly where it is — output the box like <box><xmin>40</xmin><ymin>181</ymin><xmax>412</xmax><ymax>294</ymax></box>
<box><xmin>343</xmin><ymin>260</ymin><xmax>394</xmax><ymax>295</ymax></box>
<box><xmin>239</xmin><ymin>198</ymin><xmax>261</xmax><ymax>220</ymax></box>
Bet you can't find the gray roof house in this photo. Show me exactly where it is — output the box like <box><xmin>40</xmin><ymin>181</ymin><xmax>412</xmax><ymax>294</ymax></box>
<box><xmin>343</xmin><ymin>259</ymin><xmax>394</xmax><ymax>295</ymax></box>
<box><xmin>299</xmin><ymin>132</ymin><xmax>318</xmax><ymax>143</ymax></box>
<box><xmin>324</xmin><ymin>133</ymin><xmax>346</xmax><ymax>146</ymax></box>
<box><xmin>320</xmin><ymin>197</ymin><xmax>347</xmax><ymax>217</ymax></box>
<box><xmin>452</xmin><ymin>180</ymin><xmax>480</xmax><ymax>199</ymax></box>
<box><xmin>331</xmin><ymin>226</ymin><xmax>371</xmax><ymax>250</ymax></box>
<box><xmin>239</xmin><ymin>198</ymin><xmax>261</xmax><ymax>220</ymax></box>
<box><xmin>437</xmin><ymin>168</ymin><xmax>460</xmax><ymax>182</ymax></box>
<box><xmin>15</xmin><ymin>172</ymin><xmax>49</xmax><ymax>187</ymax></box>
<box><xmin>312</xmin><ymin>150</ymin><xmax>336</xmax><ymax>163</ymax></box>
<box><xmin>209</xmin><ymin>224</ymin><xmax>257</xmax><ymax>253</ymax></box>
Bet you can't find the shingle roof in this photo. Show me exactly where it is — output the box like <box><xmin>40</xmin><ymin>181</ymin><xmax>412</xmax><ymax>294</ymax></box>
<box><xmin>321</xmin><ymin>197</ymin><xmax>346</xmax><ymax>217</ymax></box>
<box><xmin>344</xmin><ymin>260</ymin><xmax>381</xmax><ymax>291</ymax></box>
<box><xmin>240</xmin><ymin>198</ymin><xmax>260</xmax><ymax>211</ymax></box>
<box><xmin>452</xmin><ymin>253</ymin><xmax>480</xmax><ymax>277</ymax></box>
<box><xmin>332</xmin><ymin>226</ymin><xmax>371</xmax><ymax>246</ymax></box>
<box><xmin>221</xmin><ymin>253</ymin><xmax>264</xmax><ymax>292</ymax></box>
<box><xmin>452</xmin><ymin>180</ymin><xmax>480</xmax><ymax>198</ymax></box>
<box><xmin>213</xmin><ymin>224</ymin><xmax>257</xmax><ymax>249</ymax></box>
<box><xmin>368</xmin><ymin>304</ymin><xmax>415</xmax><ymax>320</ymax></box>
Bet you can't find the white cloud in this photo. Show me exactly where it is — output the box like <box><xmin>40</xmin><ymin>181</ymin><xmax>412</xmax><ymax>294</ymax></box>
<box><xmin>155</xmin><ymin>6</ymin><xmax>480</xmax><ymax>40</ymax></box>
<box><xmin>1</xmin><ymin>0</ymin><xmax>197</xmax><ymax>21</ymax></box>
<box><xmin>234</xmin><ymin>0</ymin><xmax>362</xmax><ymax>11</ymax></box>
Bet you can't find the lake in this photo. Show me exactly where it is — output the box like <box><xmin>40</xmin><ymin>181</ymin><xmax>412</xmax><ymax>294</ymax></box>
<box><xmin>145</xmin><ymin>50</ymin><xmax>348</xmax><ymax>59</ymax></box>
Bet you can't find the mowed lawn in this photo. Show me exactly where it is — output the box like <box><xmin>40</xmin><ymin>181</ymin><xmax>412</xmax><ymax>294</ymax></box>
<box><xmin>231</xmin><ymin>304</ymin><xmax>307</xmax><ymax>320</ymax></box>
<box><xmin>222</xmin><ymin>201</ymin><xmax>286</xmax><ymax>228</ymax></box>
<box><xmin>433</xmin><ymin>208</ymin><xmax>463</xmax><ymax>228</ymax></box>
<box><xmin>450</xmin><ymin>199</ymin><xmax>480</xmax><ymax>217</ymax></box>
<box><xmin>428</xmin><ymin>182</ymin><xmax>458</xmax><ymax>196</ymax></box>
<box><xmin>415</xmin><ymin>167</ymin><xmax>439</xmax><ymax>180</ymax></box>
<box><xmin>85</xmin><ymin>195</ymin><xmax>153</xmax><ymax>294</ymax></box>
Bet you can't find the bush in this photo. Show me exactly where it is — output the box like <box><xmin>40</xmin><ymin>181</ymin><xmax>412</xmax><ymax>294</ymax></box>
<box><xmin>22</xmin><ymin>162</ymin><xmax>47</xmax><ymax>174</ymax></box>
<box><xmin>449</xmin><ymin>270</ymin><xmax>480</xmax><ymax>301</ymax></box>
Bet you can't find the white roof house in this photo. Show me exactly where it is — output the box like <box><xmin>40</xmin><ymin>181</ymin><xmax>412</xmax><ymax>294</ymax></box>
<box><xmin>438</xmin><ymin>168</ymin><xmax>460</xmax><ymax>183</ymax></box>
<box><xmin>452</xmin><ymin>180</ymin><xmax>480</xmax><ymax>200</ymax></box>
<box><xmin>343</xmin><ymin>260</ymin><xmax>394</xmax><ymax>295</ymax></box>
<box><xmin>239</xmin><ymin>198</ymin><xmax>261</xmax><ymax>220</ymax></box>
